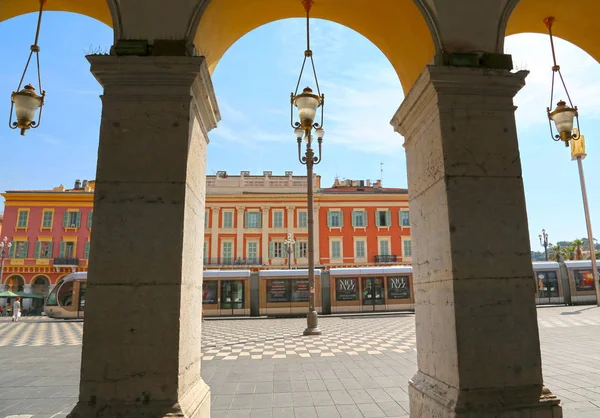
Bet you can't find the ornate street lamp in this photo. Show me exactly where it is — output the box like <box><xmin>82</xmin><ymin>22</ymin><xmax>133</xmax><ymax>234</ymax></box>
<box><xmin>544</xmin><ymin>17</ymin><xmax>580</xmax><ymax>147</ymax></box>
<box><xmin>291</xmin><ymin>0</ymin><xmax>324</xmax><ymax>336</ymax></box>
<box><xmin>9</xmin><ymin>0</ymin><xmax>47</xmax><ymax>136</ymax></box>
<box><xmin>284</xmin><ymin>233</ymin><xmax>296</xmax><ymax>270</ymax></box>
<box><xmin>539</xmin><ymin>229</ymin><xmax>549</xmax><ymax>261</ymax></box>
<box><xmin>0</xmin><ymin>237</ymin><xmax>13</xmax><ymax>289</ymax></box>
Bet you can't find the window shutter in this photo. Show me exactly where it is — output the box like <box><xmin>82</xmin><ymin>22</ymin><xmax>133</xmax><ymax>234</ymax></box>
<box><xmin>386</xmin><ymin>210</ymin><xmax>392</xmax><ymax>227</ymax></box>
<box><xmin>363</xmin><ymin>210</ymin><xmax>368</xmax><ymax>227</ymax></box>
<box><xmin>375</xmin><ymin>211</ymin><xmax>381</xmax><ymax>227</ymax></box>
<box><xmin>47</xmin><ymin>241</ymin><xmax>53</xmax><ymax>258</ymax></box>
<box><xmin>269</xmin><ymin>241</ymin><xmax>274</xmax><ymax>259</ymax></box>
<box><xmin>63</xmin><ymin>211</ymin><xmax>69</xmax><ymax>227</ymax></box>
<box><xmin>244</xmin><ymin>212</ymin><xmax>249</xmax><ymax>228</ymax></box>
<box><xmin>257</xmin><ymin>213</ymin><xmax>262</xmax><ymax>228</ymax></box>
<box><xmin>9</xmin><ymin>243</ymin><xmax>15</xmax><ymax>258</ymax></box>
<box><xmin>351</xmin><ymin>211</ymin><xmax>356</xmax><ymax>227</ymax></box>
<box><xmin>85</xmin><ymin>242</ymin><xmax>90</xmax><ymax>259</ymax></box>
<box><xmin>23</xmin><ymin>241</ymin><xmax>29</xmax><ymax>258</ymax></box>
<box><xmin>340</xmin><ymin>211</ymin><xmax>344</xmax><ymax>227</ymax></box>
<box><xmin>75</xmin><ymin>212</ymin><xmax>81</xmax><ymax>228</ymax></box>
<box><xmin>60</xmin><ymin>242</ymin><xmax>66</xmax><ymax>258</ymax></box>
<box><xmin>34</xmin><ymin>242</ymin><xmax>41</xmax><ymax>259</ymax></box>
<box><xmin>399</xmin><ymin>210</ymin><xmax>402</xmax><ymax>226</ymax></box>
<box><xmin>88</xmin><ymin>211</ymin><xmax>93</xmax><ymax>228</ymax></box>
<box><xmin>327</xmin><ymin>211</ymin><xmax>332</xmax><ymax>227</ymax></box>
<box><xmin>295</xmin><ymin>242</ymin><xmax>300</xmax><ymax>258</ymax></box>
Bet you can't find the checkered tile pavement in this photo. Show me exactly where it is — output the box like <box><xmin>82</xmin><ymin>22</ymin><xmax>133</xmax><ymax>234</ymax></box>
<box><xmin>0</xmin><ymin>318</ymin><xmax>82</xmax><ymax>347</ymax></box>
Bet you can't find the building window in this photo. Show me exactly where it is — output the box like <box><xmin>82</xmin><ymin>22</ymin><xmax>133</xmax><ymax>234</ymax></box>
<box><xmin>203</xmin><ymin>240</ymin><xmax>208</xmax><ymax>263</ymax></box>
<box><xmin>296</xmin><ymin>241</ymin><xmax>308</xmax><ymax>258</ymax></box>
<box><xmin>379</xmin><ymin>240</ymin><xmax>390</xmax><ymax>256</ymax></box>
<box><xmin>298</xmin><ymin>211</ymin><xmax>308</xmax><ymax>228</ymax></box>
<box><xmin>60</xmin><ymin>241</ymin><xmax>76</xmax><ymax>258</ymax></box>
<box><xmin>35</xmin><ymin>241</ymin><xmax>53</xmax><ymax>259</ymax></box>
<box><xmin>204</xmin><ymin>210</ymin><xmax>209</xmax><ymax>229</ymax></box>
<box><xmin>17</xmin><ymin>210</ymin><xmax>29</xmax><ymax>229</ymax></box>
<box><xmin>11</xmin><ymin>241</ymin><xmax>28</xmax><ymax>258</ymax></box>
<box><xmin>222</xmin><ymin>211</ymin><xmax>234</xmax><ymax>228</ymax></box>
<box><xmin>247</xmin><ymin>241</ymin><xmax>259</xmax><ymax>263</ymax></box>
<box><xmin>352</xmin><ymin>210</ymin><xmax>366</xmax><ymax>228</ymax></box>
<box><xmin>327</xmin><ymin>210</ymin><xmax>343</xmax><ymax>228</ymax></box>
<box><xmin>355</xmin><ymin>240</ymin><xmax>366</xmax><ymax>258</ymax></box>
<box><xmin>331</xmin><ymin>241</ymin><xmax>341</xmax><ymax>259</ymax></box>
<box><xmin>245</xmin><ymin>212</ymin><xmax>261</xmax><ymax>228</ymax></box>
<box><xmin>63</xmin><ymin>211</ymin><xmax>81</xmax><ymax>228</ymax></box>
<box><xmin>400</xmin><ymin>210</ymin><xmax>410</xmax><ymax>227</ymax></box>
<box><xmin>84</xmin><ymin>242</ymin><xmax>91</xmax><ymax>259</ymax></box>
<box><xmin>376</xmin><ymin>210</ymin><xmax>391</xmax><ymax>227</ymax></box>
<box><xmin>222</xmin><ymin>241</ymin><xmax>233</xmax><ymax>263</ymax></box>
<box><xmin>87</xmin><ymin>211</ymin><xmax>93</xmax><ymax>228</ymax></box>
<box><xmin>269</xmin><ymin>241</ymin><xmax>284</xmax><ymax>258</ymax></box>
<box><xmin>42</xmin><ymin>210</ymin><xmax>53</xmax><ymax>229</ymax></box>
<box><xmin>273</xmin><ymin>210</ymin><xmax>284</xmax><ymax>228</ymax></box>
<box><xmin>403</xmin><ymin>239</ymin><xmax>412</xmax><ymax>257</ymax></box>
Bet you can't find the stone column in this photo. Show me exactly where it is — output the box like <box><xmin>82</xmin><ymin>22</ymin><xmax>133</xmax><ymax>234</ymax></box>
<box><xmin>236</xmin><ymin>206</ymin><xmax>245</xmax><ymax>260</ymax></box>
<box><xmin>391</xmin><ymin>65</ymin><xmax>561</xmax><ymax>418</ymax></box>
<box><xmin>261</xmin><ymin>206</ymin><xmax>269</xmax><ymax>265</ymax></box>
<box><xmin>68</xmin><ymin>56</ymin><xmax>220</xmax><ymax>418</ymax></box>
<box><xmin>211</xmin><ymin>207</ymin><xmax>219</xmax><ymax>265</ymax></box>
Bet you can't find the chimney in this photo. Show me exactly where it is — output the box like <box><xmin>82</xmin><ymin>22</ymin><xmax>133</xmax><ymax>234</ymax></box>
<box><xmin>74</xmin><ymin>179</ymin><xmax>81</xmax><ymax>190</ymax></box>
<box><xmin>82</xmin><ymin>180</ymin><xmax>89</xmax><ymax>189</ymax></box>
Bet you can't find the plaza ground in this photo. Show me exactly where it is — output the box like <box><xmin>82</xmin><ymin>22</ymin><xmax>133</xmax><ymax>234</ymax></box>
<box><xmin>0</xmin><ymin>306</ymin><xmax>600</xmax><ymax>417</ymax></box>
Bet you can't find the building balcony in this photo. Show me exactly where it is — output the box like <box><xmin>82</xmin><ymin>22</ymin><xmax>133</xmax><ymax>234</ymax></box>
<box><xmin>204</xmin><ymin>257</ymin><xmax>262</xmax><ymax>266</ymax></box>
<box><xmin>53</xmin><ymin>257</ymin><xmax>80</xmax><ymax>266</ymax></box>
<box><xmin>374</xmin><ymin>255</ymin><xmax>397</xmax><ymax>263</ymax></box>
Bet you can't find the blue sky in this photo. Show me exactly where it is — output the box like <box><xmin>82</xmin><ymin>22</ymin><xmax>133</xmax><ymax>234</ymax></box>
<box><xmin>0</xmin><ymin>12</ymin><xmax>598</xmax><ymax>251</ymax></box>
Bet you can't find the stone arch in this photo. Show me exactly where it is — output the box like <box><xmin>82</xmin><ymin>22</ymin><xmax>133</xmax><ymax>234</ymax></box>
<box><xmin>189</xmin><ymin>0</ymin><xmax>436</xmax><ymax>92</ymax></box>
<box><xmin>31</xmin><ymin>274</ymin><xmax>50</xmax><ymax>286</ymax></box>
<box><xmin>504</xmin><ymin>0</ymin><xmax>600</xmax><ymax>64</ymax></box>
<box><xmin>5</xmin><ymin>274</ymin><xmax>25</xmax><ymax>292</ymax></box>
<box><xmin>0</xmin><ymin>0</ymin><xmax>118</xmax><ymax>41</ymax></box>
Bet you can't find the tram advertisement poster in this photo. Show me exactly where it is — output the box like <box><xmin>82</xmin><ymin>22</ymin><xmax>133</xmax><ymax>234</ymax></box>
<box><xmin>575</xmin><ymin>270</ymin><xmax>598</xmax><ymax>291</ymax></box>
<box><xmin>292</xmin><ymin>279</ymin><xmax>310</xmax><ymax>302</ymax></box>
<box><xmin>202</xmin><ymin>282</ymin><xmax>217</xmax><ymax>304</ymax></box>
<box><xmin>268</xmin><ymin>280</ymin><xmax>290</xmax><ymax>302</ymax></box>
<box><xmin>387</xmin><ymin>276</ymin><xmax>410</xmax><ymax>299</ymax></box>
<box><xmin>336</xmin><ymin>277</ymin><xmax>358</xmax><ymax>301</ymax></box>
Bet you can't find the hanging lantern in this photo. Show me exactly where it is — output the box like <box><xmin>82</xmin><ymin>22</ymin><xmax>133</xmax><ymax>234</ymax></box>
<box><xmin>9</xmin><ymin>0</ymin><xmax>47</xmax><ymax>136</ymax></box>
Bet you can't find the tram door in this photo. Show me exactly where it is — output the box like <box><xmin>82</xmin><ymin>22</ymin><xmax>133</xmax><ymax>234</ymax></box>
<box><xmin>361</xmin><ymin>277</ymin><xmax>385</xmax><ymax>311</ymax></box>
<box><xmin>76</xmin><ymin>280</ymin><xmax>86</xmax><ymax>318</ymax></box>
<box><xmin>220</xmin><ymin>280</ymin><xmax>245</xmax><ymax>316</ymax></box>
<box><xmin>536</xmin><ymin>271</ymin><xmax>560</xmax><ymax>304</ymax></box>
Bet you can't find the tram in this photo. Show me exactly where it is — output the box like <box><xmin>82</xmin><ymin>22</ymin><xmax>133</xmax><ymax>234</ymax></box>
<box><xmin>45</xmin><ymin>261</ymin><xmax>599</xmax><ymax>319</ymax></box>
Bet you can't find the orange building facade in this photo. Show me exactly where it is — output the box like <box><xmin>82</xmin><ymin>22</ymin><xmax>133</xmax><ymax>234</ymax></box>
<box><xmin>0</xmin><ymin>173</ymin><xmax>410</xmax><ymax>300</ymax></box>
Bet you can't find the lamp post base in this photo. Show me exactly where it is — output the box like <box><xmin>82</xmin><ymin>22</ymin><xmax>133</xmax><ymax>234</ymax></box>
<box><xmin>303</xmin><ymin>310</ymin><xmax>322</xmax><ymax>336</ymax></box>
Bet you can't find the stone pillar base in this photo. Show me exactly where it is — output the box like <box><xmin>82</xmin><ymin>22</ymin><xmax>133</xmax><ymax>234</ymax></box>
<box><xmin>68</xmin><ymin>379</ymin><xmax>210</xmax><ymax>418</ymax></box>
<box><xmin>409</xmin><ymin>372</ymin><xmax>562</xmax><ymax>418</ymax></box>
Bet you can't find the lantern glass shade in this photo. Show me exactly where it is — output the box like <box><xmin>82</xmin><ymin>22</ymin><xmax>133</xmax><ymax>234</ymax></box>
<box><xmin>294</xmin><ymin>127</ymin><xmax>304</xmax><ymax>139</ymax></box>
<box><xmin>549</xmin><ymin>100</ymin><xmax>576</xmax><ymax>136</ymax></box>
<box><xmin>12</xmin><ymin>84</ymin><xmax>42</xmax><ymax>126</ymax></box>
<box><xmin>315</xmin><ymin>128</ymin><xmax>325</xmax><ymax>139</ymax></box>
<box><xmin>294</xmin><ymin>87</ymin><xmax>320</xmax><ymax>124</ymax></box>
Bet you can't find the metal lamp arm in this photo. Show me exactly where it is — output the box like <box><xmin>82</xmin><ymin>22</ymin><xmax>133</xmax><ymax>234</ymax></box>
<box><xmin>297</xmin><ymin>137</ymin><xmax>306</xmax><ymax>165</ymax></box>
<box><xmin>314</xmin><ymin>137</ymin><xmax>323</xmax><ymax>165</ymax></box>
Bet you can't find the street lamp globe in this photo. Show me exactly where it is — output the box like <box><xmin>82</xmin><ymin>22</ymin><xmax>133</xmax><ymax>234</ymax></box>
<box><xmin>294</xmin><ymin>127</ymin><xmax>304</xmax><ymax>140</ymax></box>
<box><xmin>549</xmin><ymin>100</ymin><xmax>578</xmax><ymax>145</ymax></box>
<box><xmin>294</xmin><ymin>87</ymin><xmax>321</xmax><ymax>128</ymax></box>
<box><xmin>11</xmin><ymin>84</ymin><xmax>44</xmax><ymax>135</ymax></box>
<box><xmin>315</xmin><ymin>127</ymin><xmax>325</xmax><ymax>140</ymax></box>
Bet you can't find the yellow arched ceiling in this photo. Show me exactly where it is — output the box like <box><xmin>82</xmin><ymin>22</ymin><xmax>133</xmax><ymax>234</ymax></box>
<box><xmin>0</xmin><ymin>0</ymin><xmax>112</xmax><ymax>27</ymax></box>
<box><xmin>194</xmin><ymin>0</ymin><xmax>436</xmax><ymax>93</ymax></box>
<box><xmin>506</xmin><ymin>0</ymin><xmax>600</xmax><ymax>63</ymax></box>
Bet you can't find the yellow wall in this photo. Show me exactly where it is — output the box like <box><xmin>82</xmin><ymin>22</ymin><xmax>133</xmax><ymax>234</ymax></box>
<box><xmin>0</xmin><ymin>0</ymin><xmax>111</xmax><ymax>26</ymax></box>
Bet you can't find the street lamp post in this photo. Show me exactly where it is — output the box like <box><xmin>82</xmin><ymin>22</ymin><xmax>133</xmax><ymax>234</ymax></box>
<box><xmin>284</xmin><ymin>233</ymin><xmax>296</xmax><ymax>270</ymax></box>
<box><xmin>0</xmin><ymin>237</ymin><xmax>12</xmax><ymax>290</ymax></box>
<box><xmin>539</xmin><ymin>229</ymin><xmax>549</xmax><ymax>261</ymax></box>
<box><xmin>291</xmin><ymin>0</ymin><xmax>324</xmax><ymax>336</ymax></box>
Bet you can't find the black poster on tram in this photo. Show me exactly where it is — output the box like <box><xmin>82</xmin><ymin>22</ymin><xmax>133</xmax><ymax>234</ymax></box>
<box><xmin>387</xmin><ymin>276</ymin><xmax>410</xmax><ymax>299</ymax></box>
<box><xmin>336</xmin><ymin>277</ymin><xmax>359</xmax><ymax>301</ymax></box>
<box><xmin>267</xmin><ymin>280</ymin><xmax>290</xmax><ymax>302</ymax></box>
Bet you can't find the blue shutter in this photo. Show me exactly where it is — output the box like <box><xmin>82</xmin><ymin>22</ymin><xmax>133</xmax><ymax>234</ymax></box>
<box><xmin>60</xmin><ymin>242</ymin><xmax>66</xmax><ymax>258</ymax></box>
<box><xmin>34</xmin><ymin>242</ymin><xmax>41</xmax><ymax>259</ymax></box>
<box><xmin>364</xmin><ymin>210</ymin><xmax>368</xmax><ymax>227</ymax></box>
<box><xmin>375</xmin><ymin>211</ymin><xmax>381</xmax><ymax>227</ymax></box>
<box><xmin>85</xmin><ymin>242</ymin><xmax>90</xmax><ymax>259</ymax></box>
<box><xmin>386</xmin><ymin>210</ymin><xmax>392</xmax><ymax>227</ymax></box>
<box><xmin>399</xmin><ymin>209</ymin><xmax>402</xmax><ymax>226</ymax></box>
<box><xmin>269</xmin><ymin>241</ymin><xmax>274</xmax><ymax>258</ymax></box>
<box><xmin>75</xmin><ymin>212</ymin><xmax>81</xmax><ymax>228</ymax></box>
<box><xmin>88</xmin><ymin>211</ymin><xmax>93</xmax><ymax>228</ymax></box>
<box><xmin>63</xmin><ymin>211</ymin><xmax>69</xmax><ymax>227</ymax></box>
<box><xmin>340</xmin><ymin>211</ymin><xmax>344</xmax><ymax>227</ymax></box>
<box><xmin>327</xmin><ymin>211</ymin><xmax>332</xmax><ymax>227</ymax></box>
<box><xmin>351</xmin><ymin>211</ymin><xmax>356</xmax><ymax>227</ymax></box>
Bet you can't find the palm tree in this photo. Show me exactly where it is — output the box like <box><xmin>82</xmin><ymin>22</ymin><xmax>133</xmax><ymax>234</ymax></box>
<box><xmin>572</xmin><ymin>239</ymin><xmax>584</xmax><ymax>260</ymax></box>
<box><xmin>548</xmin><ymin>244</ymin><xmax>562</xmax><ymax>262</ymax></box>
<box><xmin>562</xmin><ymin>245</ymin><xmax>575</xmax><ymax>261</ymax></box>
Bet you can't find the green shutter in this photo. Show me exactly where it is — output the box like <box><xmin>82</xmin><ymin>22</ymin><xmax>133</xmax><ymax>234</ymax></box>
<box><xmin>63</xmin><ymin>211</ymin><xmax>69</xmax><ymax>227</ymax></box>
<box><xmin>327</xmin><ymin>211</ymin><xmax>332</xmax><ymax>227</ymax></box>
<box><xmin>375</xmin><ymin>211</ymin><xmax>381</xmax><ymax>227</ymax></box>
<box><xmin>244</xmin><ymin>212</ymin><xmax>249</xmax><ymax>228</ymax></box>
<box><xmin>34</xmin><ymin>242</ymin><xmax>41</xmax><ymax>259</ymax></box>
<box><xmin>295</xmin><ymin>242</ymin><xmax>300</xmax><ymax>258</ymax></box>
<box><xmin>60</xmin><ymin>242</ymin><xmax>66</xmax><ymax>257</ymax></box>
<box><xmin>386</xmin><ymin>210</ymin><xmax>392</xmax><ymax>227</ymax></box>
<box><xmin>85</xmin><ymin>242</ymin><xmax>90</xmax><ymax>259</ymax></box>
<box><xmin>363</xmin><ymin>210</ymin><xmax>368</xmax><ymax>227</ymax></box>
<box><xmin>257</xmin><ymin>213</ymin><xmax>262</xmax><ymax>228</ymax></box>
<box><xmin>75</xmin><ymin>212</ymin><xmax>81</xmax><ymax>228</ymax></box>
<box><xmin>23</xmin><ymin>241</ymin><xmax>29</xmax><ymax>258</ymax></box>
<box><xmin>269</xmin><ymin>241</ymin><xmax>274</xmax><ymax>258</ymax></box>
<box><xmin>351</xmin><ymin>211</ymin><xmax>356</xmax><ymax>227</ymax></box>
<box><xmin>340</xmin><ymin>211</ymin><xmax>344</xmax><ymax>227</ymax></box>
<box><xmin>399</xmin><ymin>210</ymin><xmax>402</xmax><ymax>226</ymax></box>
<box><xmin>47</xmin><ymin>241</ymin><xmax>53</xmax><ymax>258</ymax></box>
<box><xmin>88</xmin><ymin>211</ymin><xmax>93</xmax><ymax>228</ymax></box>
<box><xmin>9</xmin><ymin>243</ymin><xmax>15</xmax><ymax>258</ymax></box>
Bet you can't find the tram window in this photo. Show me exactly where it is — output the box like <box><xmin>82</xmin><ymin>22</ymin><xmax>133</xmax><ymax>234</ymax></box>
<box><xmin>57</xmin><ymin>281</ymin><xmax>74</xmax><ymax>306</ymax></box>
<box><xmin>46</xmin><ymin>288</ymin><xmax>58</xmax><ymax>306</ymax></box>
<box><xmin>78</xmin><ymin>281</ymin><xmax>87</xmax><ymax>311</ymax></box>
<box><xmin>202</xmin><ymin>281</ymin><xmax>218</xmax><ymax>304</ymax></box>
<box><xmin>387</xmin><ymin>276</ymin><xmax>410</xmax><ymax>299</ymax></box>
<box><xmin>291</xmin><ymin>279</ymin><xmax>309</xmax><ymax>302</ymax></box>
<box><xmin>335</xmin><ymin>278</ymin><xmax>359</xmax><ymax>301</ymax></box>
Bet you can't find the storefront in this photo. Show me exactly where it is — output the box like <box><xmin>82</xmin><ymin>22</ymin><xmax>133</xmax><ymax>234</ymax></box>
<box><xmin>330</xmin><ymin>266</ymin><xmax>413</xmax><ymax>313</ymax></box>
<box><xmin>202</xmin><ymin>270</ymin><xmax>251</xmax><ymax>316</ymax></box>
<box><xmin>259</xmin><ymin>269</ymin><xmax>322</xmax><ymax>316</ymax></box>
